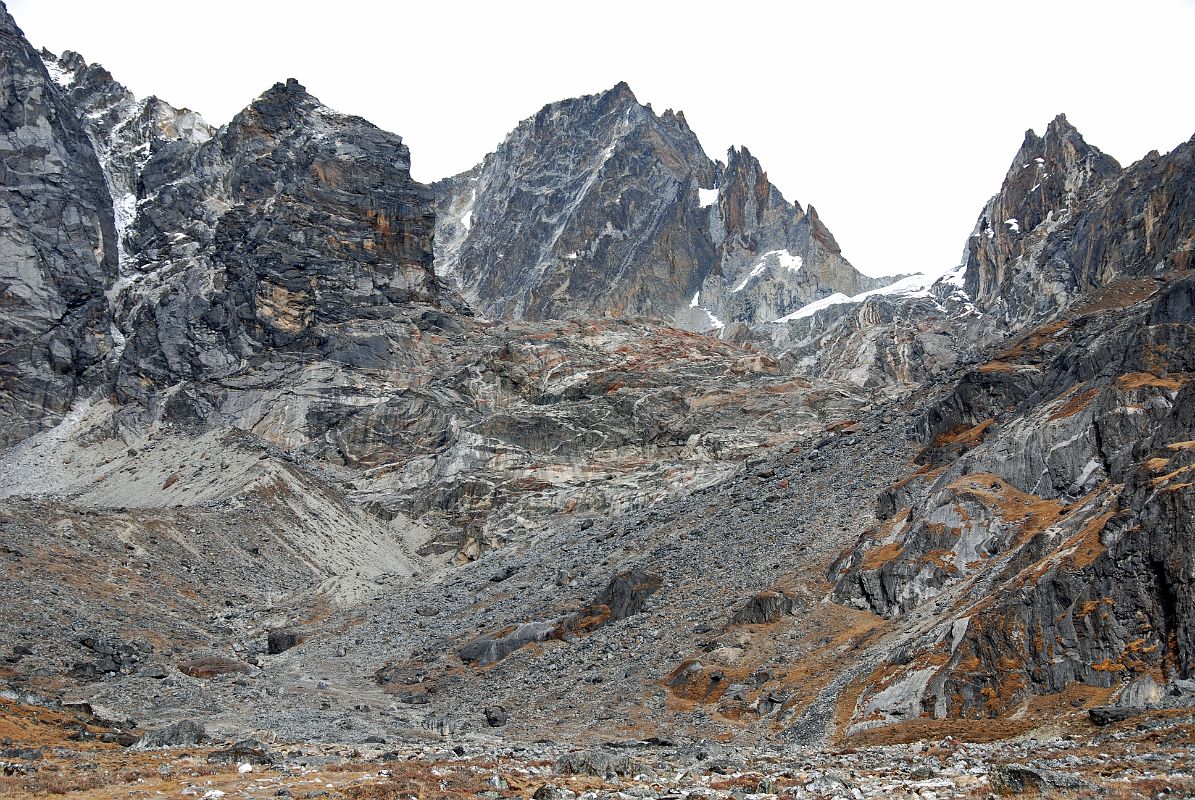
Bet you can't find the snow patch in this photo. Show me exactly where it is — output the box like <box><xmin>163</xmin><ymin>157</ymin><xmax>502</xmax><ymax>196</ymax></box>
<box><xmin>689</xmin><ymin>291</ymin><xmax>700</xmax><ymax>308</ymax></box>
<box><xmin>730</xmin><ymin>249</ymin><xmax>803</xmax><ymax>293</ymax></box>
<box><xmin>461</xmin><ymin>210</ymin><xmax>472</xmax><ymax>231</ymax></box>
<box><xmin>731</xmin><ymin>261</ymin><xmax>769</xmax><ymax>293</ymax></box>
<box><xmin>1004</xmin><ymin>218</ymin><xmax>1020</xmax><ymax>232</ymax></box>
<box><xmin>772</xmin><ymin>273</ymin><xmax>933</xmax><ymax>323</ymax></box>
<box><xmin>940</xmin><ymin>262</ymin><xmax>968</xmax><ymax>289</ymax></box>
<box><xmin>41</xmin><ymin>58</ymin><xmax>72</xmax><ymax>88</ymax></box>
<box><xmin>698</xmin><ymin>187</ymin><xmax>719</xmax><ymax>207</ymax></box>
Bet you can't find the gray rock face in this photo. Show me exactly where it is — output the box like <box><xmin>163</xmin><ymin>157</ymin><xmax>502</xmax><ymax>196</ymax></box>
<box><xmin>960</xmin><ymin>114</ymin><xmax>1194</xmax><ymax>328</ymax></box>
<box><xmin>695</xmin><ymin>147</ymin><xmax>899</xmax><ymax>327</ymax></box>
<box><xmin>133</xmin><ymin>719</ymin><xmax>207</xmax><ymax>750</ymax></box>
<box><xmin>0</xmin><ymin>7</ymin><xmax>117</xmax><ymax>444</ymax></box>
<box><xmin>111</xmin><ymin>77</ymin><xmax>440</xmax><ymax>424</ymax></box>
<box><xmin>830</xmin><ymin>268</ymin><xmax>1195</xmax><ymax>723</ymax></box>
<box><xmin>763</xmin><ymin>289</ymin><xmax>987</xmax><ymax>389</ymax></box>
<box><xmin>40</xmin><ymin>48</ymin><xmax>213</xmax><ymax>207</ymax></box>
<box><xmin>764</xmin><ymin>117</ymin><xmax>1194</xmax><ymax>391</ymax></box>
<box><xmin>434</xmin><ymin>82</ymin><xmax>896</xmax><ymax>329</ymax></box>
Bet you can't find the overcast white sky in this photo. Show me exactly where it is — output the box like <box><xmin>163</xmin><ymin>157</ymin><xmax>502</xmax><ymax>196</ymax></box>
<box><xmin>10</xmin><ymin>0</ymin><xmax>1195</xmax><ymax>278</ymax></box>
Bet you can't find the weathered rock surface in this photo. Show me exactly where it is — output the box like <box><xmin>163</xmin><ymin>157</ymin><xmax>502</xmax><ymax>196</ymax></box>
<box><xmin>0</xmin><ymin>7</ymin><xmax>117</xmax><ymax>444</ymax></box>
<box><xmin>112</xmin><ymin>77</ymin><xmax>441</xmax><ymax>421</ymax></box>
<box><xmin>433</xmin><ymin>82</ymin><xmax>898</xmax><ymax>329</ymax></box>
<box><xmin>831</xmin><ymin>274</ymin><xmax>1195</xmax><ymax>726</ymax></box>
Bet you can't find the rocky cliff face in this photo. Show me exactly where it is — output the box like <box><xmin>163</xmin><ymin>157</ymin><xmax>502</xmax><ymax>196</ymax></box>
<box><xmin>959</xmin><ymin>114</ymin><xmax>1195</xmax><ymax>329</ymax></box>
<box><xmin>828</xmin><ymin>130</ymin><xmax>1195</xmax><ymax>728</ymax></box>
<box><xmin>434</xmin><ymin>83</ymin><xmax>895</xmax><ymax>330</ymax></box>
<box><xmin>0</xmin><ymin>8</ymin><xmax>117</xmax><ymax>445</ymax></box>
<box><xmin>105</xmin><ymin>78</ymin><xmax>441</xmax><ymax>429</ymax></box>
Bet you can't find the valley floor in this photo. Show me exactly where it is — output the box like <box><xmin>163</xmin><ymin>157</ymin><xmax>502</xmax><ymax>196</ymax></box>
<box><xmin>2</xmin><ymin>693</ymin><xmax>1193</xmax><ymax>799</ymax></box>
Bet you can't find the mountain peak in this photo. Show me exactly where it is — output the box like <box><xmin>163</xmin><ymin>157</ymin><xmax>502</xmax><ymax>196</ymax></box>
<box><xmin>0</xmin><ymin>1</ymin><xmax>20</xmax><ymax>37</ymax></box>
<box><xmin>257</xmin><ymin>77</ymin><xmax>314</xmax><ymax>105</ymax></box>
<box><xmin>604</xmin><ymin>80</ymin><xmax>637</xmax><ymax>102</ymax></box>
<box><xmin>235</xmin><ymin>78</ymin><xmax>331</xmax><ymax>135</ymax></box>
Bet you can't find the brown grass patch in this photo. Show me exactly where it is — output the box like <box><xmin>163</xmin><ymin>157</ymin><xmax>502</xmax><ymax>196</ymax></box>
<box><xmin>1068</xmin><ymin>276</ymin><xmax>1163</xmax><ymax>316</ymax></box>
<box><xmin>1060</xmin><ymin>511</ymin><xmax>1116</xmax><ymax>570</ymax></box>
<box><xmin>859</xmin><ymin>541</ymin><xmax>904</xmax><ymax>570</ymax></box>
<box><xmin>1150</xmin><ymin>463</ymin><xmax>1195</xmax><ymax>487</ymax></box>
<box><xmin>1116</xmin><ymin>372</ymin><xmax>1186</xmax><ymax>392</ymax></box>
<box><xmin>1146</xmin><ymin>456</ymin><xmax>1173</xmax><ymax>472</ymax></box>
<box><xmin>934</xmin><ymin>418</ymin><xmax>995</xmax><ymax>448</ymax></box>
<box><xmin>947</xmin><ymin>474</ymin><xmax>1067</xmax><ymax>548</ymax></box>
<box><xmin>1048</xmin><ymin>386</ymin><xmax>1102</xmax><ymax>421</ymax></box>
<box><xmin>845</xmin><ymin>717</ymin><xmax>1038</xmax><ymax>747</ymax></box>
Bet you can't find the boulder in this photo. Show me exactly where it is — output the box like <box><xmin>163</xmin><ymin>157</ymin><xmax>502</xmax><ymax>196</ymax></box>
<box><xmin>1118</xmin><ymin>675</ymin><xmax>1166</xmax><ymax>708</ymax></box>
<box><xmin>989</xmin><ymin>764</ymin><xmax>1046</xmax><ymax>795</ymax></box>
<box><xmin>207</xmin><ymin>738</ymin><xmax>275</xmax><ymax>766</ymax></box>
<box><xmin>177</xmin><ymin>656</ymin><xmax>251</xmax><ymax>678</ymax></box>
<box><xmin>267</xmin><ymin>630</ymin><xmax>301</xmax><ymax>655</ymax></box>
<box><xmin>458</xmin><ymin>622</ymin><xmax>555</xmax><ymax>666</ymax></box>
<box><xmin>483</xmin><ymin>706</ymin><xmax>508</xmax><ymax>727</ymax></box>
<box><xmin>134</xmin><ymin>720</ymin><xmax>207</xmax><ymax>749</ymax></box>
<box><xmin>730</xmin><ymin>589</ymin><xmax>799</xmax><ymax>625</ymax></box>
<box><xmin>1089</xmin><ymin>706</ymin><xmax>1142</xmax><ymax>726</ymax></box>
<box><xmin>553</xmin><ymin>749</ymin><xmax>635</xmax><ymax>778</ymax></box>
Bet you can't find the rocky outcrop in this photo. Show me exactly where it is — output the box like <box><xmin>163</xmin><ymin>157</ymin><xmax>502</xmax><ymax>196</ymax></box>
<box><xmin>39</xmin><ymin>48</ymin><xmax>213</xmax><ymax>267</ymax></box>
<box><xmin>434</xmin><ymin>82</ymin><xmax>714</xmax><ymax>322</ymax></box>
<box><xmin>763</xmin><ymin>287</ymin><xmax>986</xmax><ymax>389</ymax></box>
<box><xmin>434</xmin><ymin>82</ymin><xmax>897</xmax><ymax>329</ymax></box>
<box><xmin>0</xmin><ymin>6</ymin><xmax>117</xmax><ymax>444</ymax></box>
<box><xmin>831</xmin><ymin>270</ymin><xmax>1195</xmax><ymax>724</ymax></box>
<box><xmin>767</xmin><ymin>117</ymin><xmax>1195</xmax><ymax>391</ymax></box>
<box><xmin>960</xmin><ymin>114</ymin><xmax>1195</xmax><ymax>328</ymax></box>
<box><xmin>111</xmin><ymin>78</ymin><xmax>440</xmax><ymax>423</ymax></box>
<box><xmin>694</xmin><ymin>147</ymin><xmax>898</xmax><ymax>327</ymax></box>
<box><xmin>456</xmin><ymin>568</ymin><xmax>662</xmax><ymax>666</ymax></box>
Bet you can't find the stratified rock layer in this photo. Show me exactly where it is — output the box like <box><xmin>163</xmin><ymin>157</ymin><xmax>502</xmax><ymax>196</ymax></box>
<box><xmin>830</xmin><ymin>129</ymin><xmax>1195</xmax><ymax>727</ymax></box>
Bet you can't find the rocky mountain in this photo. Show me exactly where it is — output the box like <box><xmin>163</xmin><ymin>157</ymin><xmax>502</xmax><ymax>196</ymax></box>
<box><xmin>2</xmin><ymin>0</ymin><xmax>1195</xmax><ymax>782</ymax></box>
<box><xmin>433</xmin><ymin>82</ymin><xmax>899</xmax><ymax>330</ymax></box>
<box><xmin>825</xmin><ymin>125</ymin><xmax>1195</xmax><ymax>731</ymax></box>
<box><xmin>0</xmin><ymin>7</ymin><xmax>117</xmax><ymax>445</ymax></box>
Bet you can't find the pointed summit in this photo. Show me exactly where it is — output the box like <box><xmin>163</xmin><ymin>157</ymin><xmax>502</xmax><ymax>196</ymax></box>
<box><xmin>959</xmin><ymin>114</ymin><xmax>1125</xmax><ymax>321</ymax></box>
<box><xmin>238</xmin><ymin>78</ymin><xmax>322</xmax><ymax>130</ymax></box>
<box><xmin>605</xmin><ymin>80</ymin><xmax>636</xmax><ymax>101</ymax></box>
